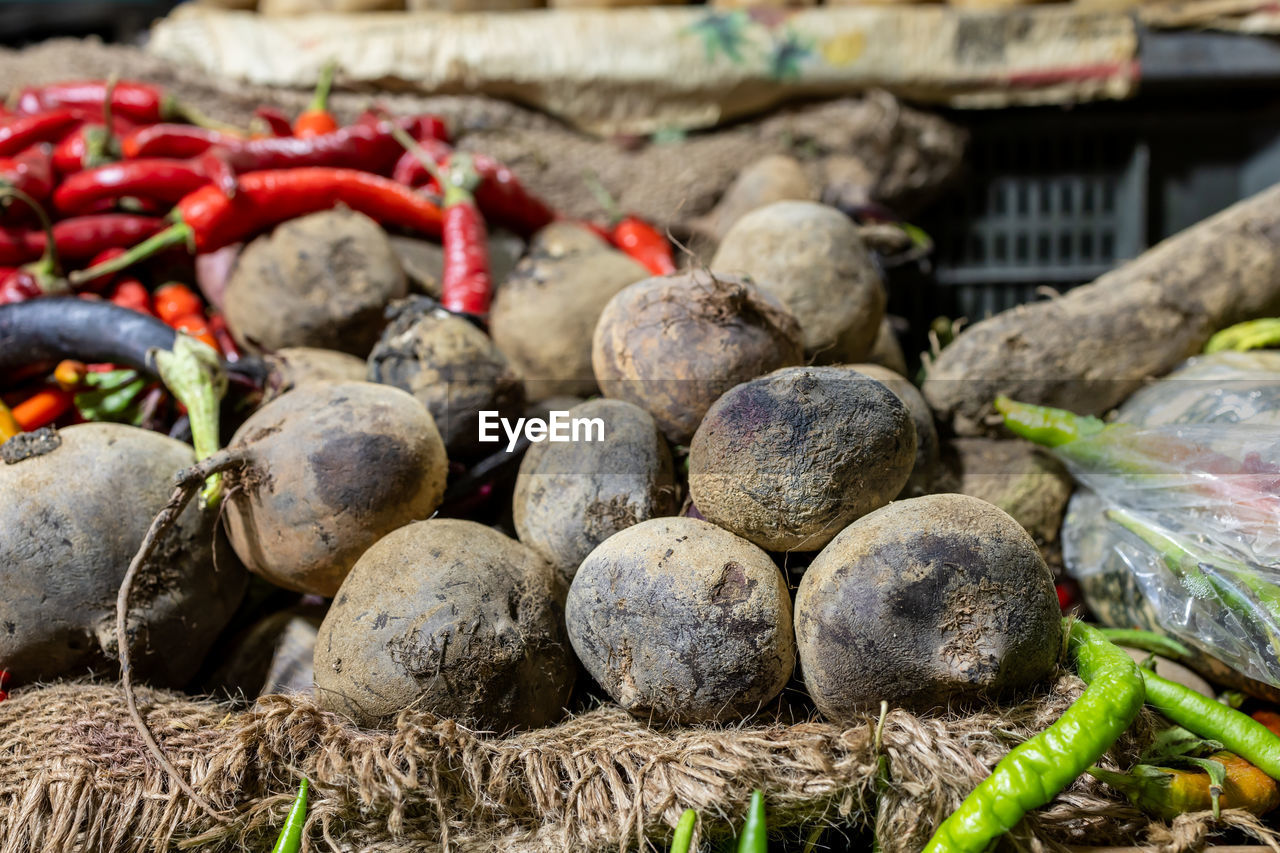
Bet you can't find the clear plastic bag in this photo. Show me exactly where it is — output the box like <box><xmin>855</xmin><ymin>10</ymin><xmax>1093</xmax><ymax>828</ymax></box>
<box><xmin>1061</xmin><ymin>351</ymin><xmax>1280</xmax><ymax>688</ymax></box>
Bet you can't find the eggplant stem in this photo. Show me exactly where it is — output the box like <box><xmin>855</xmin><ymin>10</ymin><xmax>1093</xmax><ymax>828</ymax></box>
<box><xmin>116</xmin><ymin>448</ymin><xmax>249</xmax><ymax>825</ymax></box>
<box><xmin>152</xmin><ymin>334</ymin><xmax>228</xmax><ymax>506</ymax></box>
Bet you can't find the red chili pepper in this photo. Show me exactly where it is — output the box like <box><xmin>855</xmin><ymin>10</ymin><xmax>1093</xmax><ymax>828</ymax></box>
<box><xmin>391</xmin><ymin>136</ymin><xmax>552</xmax><ymax>238</ymax></box>
<box><xmin>438</xmin><ymin>156</ymin><xmax>493</xmax><ymax>317</ymax></box>
<box><xmin>0</xmin><ymin>109</ymin><xmax>81</xmax><ymax>158</ymax></box>
<box><xmin>47</xmin><ymin>214</ymin><xmax>167</xmax><ymax>262</ymax></box>
<box><xmin>294</xmin><ymin>61</ymin><xmax>339</xmax><ymax>138</ymax></box>
<box><xmin>612</xmin><ymin>216</ymin><xmax>675</xmax><ymax>275</ymax></box>
<box><xmin>15</xmin><ymin>80</ymin><xmax>235</xmax><ymax>130</ymax></box>
<box><xmin>11</xmin><ymin>387</ymin><xmax>75</xmax><ymax>430</ymax></box>
<box><xmin>108</xmin><ymin>278</ymin><xmax>153</xmax><ymax>316</ymax></box>
<box><xmin>207</xmin><ymin>311</ymin><xmax>240</xmax><ymax>361</ymax></box>
<box><xmin>253</xmin><ymin>106</ymin><xmax>294</xmax><ymax>138</ymax></box>
<box><xmin>0</xmin><ymin>269</ymin><xmax>39</xmax><ymax>305</ymax></box>
<box><xmin>0</xmin><ymin>146</ymin><xmax>55</xmax><ymax>209</ymax></box>
<box><xmin>153</xmin><ymin>282</ymin><xmax>204</xmax><ymax>325</ymax></box>
<box><xmin>121</xmin><ymin>124</ymin><xmax>242</xmax><ymax>160</ymax></box>
<box><xmin>0</xmin><ymin>187</ymin><xmax>63</xmax><ymax>301</ymax></box>
<box><xmin>583</xmin><ymin>175</ymin><xmax>675</xmax><ymax>274</ymax></box>
<box><xmin>53</xmin><ymin>155</ymin><xmax>226</xmax><ymax>215</ymax></box>
<box><xmin>125</xmin><ymin>117</ymin><xmax>434</xmax><ymax>179</ymax></box>
<box><xmin>75</xmin><ymin>247</ymin><xmax>126</xmax><ymax>293</ymax></box>
<box><xmin>51</xmin><ymin>115</ymin><xmax>135</xmax><ymax>175</ymax></box>
<box><xmin>70</xmin><ymin>168</ymin><xmax>444</xmax><ymax>284</ymax></box>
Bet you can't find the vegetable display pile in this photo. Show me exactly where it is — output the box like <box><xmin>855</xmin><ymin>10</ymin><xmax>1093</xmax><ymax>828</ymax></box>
<box><xmin>4</xmin><ymin>73</ymin><xmax>1280</xmax><ymax>853</ymax></box>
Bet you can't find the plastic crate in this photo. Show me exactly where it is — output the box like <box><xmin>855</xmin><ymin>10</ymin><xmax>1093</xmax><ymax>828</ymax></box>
<box><xmin>918</xmin><ymin>93</ymin><xmax>1280</xmax><ymax>324</ymax></box>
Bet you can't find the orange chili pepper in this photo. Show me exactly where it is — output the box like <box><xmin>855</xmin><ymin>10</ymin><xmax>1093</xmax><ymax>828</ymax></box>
<box><xmin>293</xmin><ymin>62</ymin><xmax>339</xmax><ymax>138</ymax></box>
<box><xmin>153</xmin><ymin>282</ymin><xmax>203</xmax><ymax>326</ymax></box>
<box><xmin>11</xmin><ymin>387</ymin><xmax>75</xmax><ymax>430</ymax></box>
<box><xmin>171</xmin><ymin>312</ymin><xmax>219</xmax><ymax>351</ymax></box>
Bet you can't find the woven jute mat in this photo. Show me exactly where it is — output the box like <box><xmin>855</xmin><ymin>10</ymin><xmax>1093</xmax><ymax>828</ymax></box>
<box><xmin>3</xmin><ymin>676</ymin><xmax>1278</xmax><ymax>852</ymax></box>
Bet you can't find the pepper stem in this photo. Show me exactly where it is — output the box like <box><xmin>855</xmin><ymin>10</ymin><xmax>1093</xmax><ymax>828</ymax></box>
<box><xmin>0</xmin><ymin>186</ymin><xmax>63</xmax><ymax>289</ymax></box>
<box><xmin>441</xmin><ymin>153</ymin><xmax>480</xmax><ymax>207</ymax></box>
<box><xmin>582</xmin><ymin>171</ymin><xmax>623</xmax><ymax>226</ymax></box>
<box><xmin>388</xmin><ymin>122</ymin><xmax>448</xmax><ymax>188</ymax></box>
<box><xmin>307</xmin><ymin>60</ymin><xmax>337</xmax><ymax>113</ymax></box>
<box><xmin>270</xmin><ymin>778</ymin><xmax>310</xmax><ymax>853</ymax></box>
<box><xmin>152</xmin><ymin>333</ymin><xmax>228</xmax><ymax>507</ymax></box>
<box><xmin>67</xmin><ymin>222</ymin><xmax>194</xmax><ymax>286</ymax></box>
<box><xmin>162</xmin><ymin>95</ymin><xmax>245</xmax><ymax>135</ymax></box>
<box><xmin>994</xmin><ymin>396</ymin><xmax>1107</xmax><ymax>447</ymax></box>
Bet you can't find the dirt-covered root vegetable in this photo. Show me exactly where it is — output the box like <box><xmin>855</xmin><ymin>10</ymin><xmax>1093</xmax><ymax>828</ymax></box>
<box><xmin>0</xmin><ymin>423</ymin><xmax>247</xmax><ymax>686</ymax></box>
<box><xmin>921</xmin><ymin>182</ymin><xmax>1280</xmax><ymax>435</ymax></box>
<box><xmin>866</xmin><ymin>316</ymin><xmax>909</xmax><ymax>376</ymax></box>
<box><xmin>513</xmin><ymin>399</ymin><xmax>677</xmax><ymax>582</ymax></box>
<box><xmin>794</xmin><ymin>494</ymin><xmax>1062</xmax><ymax>718</ymax></box>
<box><xmin>314</xmin><ymin>519</ymin><xmax>575</xmax><ymax>730</ymax></box>
<box><xmin>592</xmin><ymin>271</ymin><xmax>804</xmax><ymax>444</ymax></box>
<box><xmin>491</xmin><ymin>222</ymin><xmax>649</xmax><ymax>401</ymax></box>
<box><xmin>224</xmin><ymin>208</ymin><xmax>407</xmax><ymax>357</ymax></box>
<box><xmin>688</xmin><ymin>366</ymin><xmax>916</xmax><ymax>552</ymax></box>
<box><xmin>941</xmin><ymin>438</ymin><xmax>1074</xmax><ymax>560</ymax></box>
<box><xmin>710</xmin><ymin>201</ymin><xmax>885</xmax><ymax>362</ymax></box>
<box><xmin>566</xmin><ymin>517</ymin><xmax>794</xmax><ymax>723</ymax></box>
<box><xmin>692</xmin><ymin>154</ymin><xmax>814</xmax><ymax>243</ymax></box>
<box><xmin>223</xmin><ymin>380</ymin><xmax>447</xmax><ymax>597</ymax></box>
<box><xmin>846</xmin><ymin>363</ymin><xmax>939</xmax><ymax>497</ymax></box>
<box><xmin>367</xmin><ymin>296</ymin><xmax>525</xmax><ymax>458</ymax></box>
<box><xmin>265</xmin><ymin>346</ymin><xmax>368</xmax><ymax>399</ymax></box>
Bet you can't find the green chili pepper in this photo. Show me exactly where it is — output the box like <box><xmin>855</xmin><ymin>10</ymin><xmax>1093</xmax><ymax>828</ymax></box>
<box><xmin>736</xmin><ymin>790</ymin><xmax>767</xmax><ymax>853</ymax></box>
<box><xmin>669</xmin><ymin>808</ymin><xmax>698</xmax><ymax>853</ymax></box>
<box><xmin>1205</xmin><ymin>318</ymin><xmax>1280</xmax><ymax>353</ymax></box>
<box><xmin>922</xmin><ymin>621</ymin><xmax>1145</xmax><ymax>853</ymax></box>
<box><xmin>270</xmin><ymin>778</ymin><xmax>309</xmax><ymax>853</ymax></box>
<box><xmin>1140</xmin><ymin>669</ymin><xmax>1280</xmax><ymax>781</ymax></box>
<box><xmin>1107</xmin><ymin>508</ymin><xmax>1280</xmax><ymax>660</ymax></box>
<box><xmin>993</xmin><ymin>396</ymin><xmax>1107</xmax><ymax>448</ymax></box>
<box><xmin>1096</xmin><ymin>627</ymin><xmax>1193</xmax><ymax>663</ymax></box>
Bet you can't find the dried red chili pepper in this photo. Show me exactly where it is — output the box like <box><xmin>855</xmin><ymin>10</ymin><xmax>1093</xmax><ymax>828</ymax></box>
<box><xmin>0</xmin><ymin>109</ymin><xmax>81</xmax><ymax>158</ymax></box>
<box><xmin>14</xmin><ymin>80</ymin><xmax>235</xmax><ymax>130</ymax></box>
<box><xmin>71</xmin><ymin>167</ymin><xmax>444</xmax><ymax>284</ymax></box>
<box><xmin>294</xmin><ymin>61</ymin><xmax>339</xmax><ymax>138</ymax></box>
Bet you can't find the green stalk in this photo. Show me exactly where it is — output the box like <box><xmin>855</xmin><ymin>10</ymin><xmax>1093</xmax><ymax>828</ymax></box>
<box><xmin>153</xmin><ymin>334</ymin><xmax>227</xmax><ymax>507</ymax></box>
